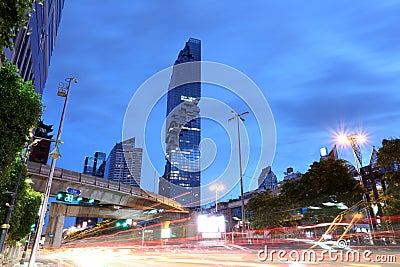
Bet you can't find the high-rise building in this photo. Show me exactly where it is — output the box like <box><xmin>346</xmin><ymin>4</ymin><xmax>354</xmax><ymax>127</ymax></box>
<box><xmin>83</xmin><ymin>156</ymin><xmax>94</xmax><ymax>176</ymax></box>
<box><xmin>4</xmin><ymin>0</ymin><xmax>65</xmax><ymax>94</ymax></box>
<box><xmin>257</xmin><ymin>166</ymin><xmax>278</xmax><ymax>193</ymax></box>
<box><xmin>83</xmin><ymin>152</ymin><xmax>106</xmax><ymax>178</ymax></box>
<box><xmin>105</xmin><ymin>138</ymin><xmax>142</xmax><ymax>187</ymax></box>
<box><xmin>79</xmin><ymin>151</ymin><xmax>106</xmax><ymax>227</ymax></box>
<box><xmin>94</xmin><ymin>151</ymin><xmax>107</xmax><ymax>178</ymax></box>
<box><xmin>160</xmin><ymin>38</ymin><xmax>201</xmax><ymax>207</ymax></box>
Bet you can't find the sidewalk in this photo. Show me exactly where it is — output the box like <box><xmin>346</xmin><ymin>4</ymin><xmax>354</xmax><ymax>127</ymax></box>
<box><xmin>11</xmin><ymin>259</ymin><xmax>58</xmax><ymax>267</ymax></box>
<box><xmin>12</xmin><ymin>263</ymin><xmax>58</xmax><ymax>267</ymax></box>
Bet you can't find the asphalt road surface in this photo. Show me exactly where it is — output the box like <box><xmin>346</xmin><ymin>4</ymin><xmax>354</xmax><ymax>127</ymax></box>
<box><xmin>29</xmin><ymin>245</ymin><xmax>399</xmax><ymax>267</ymax></box>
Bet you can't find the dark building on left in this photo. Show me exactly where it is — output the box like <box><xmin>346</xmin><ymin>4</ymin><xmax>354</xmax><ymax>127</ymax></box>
<box><xmin>4</xmin><ymin>0</ymin><xmax>65</xmax><ymax>94</ymax></box>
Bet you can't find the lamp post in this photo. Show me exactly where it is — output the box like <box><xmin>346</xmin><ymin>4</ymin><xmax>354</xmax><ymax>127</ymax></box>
<box><xmin>336</xmin><ymin>132</ymin><xmax>375</xmax><ymax>244</ymax></box>
<box><xmin>337</xmin><ymin>133</ymin><xmax>366</xmax><ymax>173</ymax></box>
<box><xmin>209</xmin><ymin>183</ymin><xmax>225</xmax><ymax>212</ymax></box>
<box><xmin>228</xmin><ymin>111</ymin><xmax>248</xmax><ymax>233</ymax></box>
<box><xmin>28</xmin><ymin>78</ymin><xmax>77</xmax><ymax>267</ymax></box>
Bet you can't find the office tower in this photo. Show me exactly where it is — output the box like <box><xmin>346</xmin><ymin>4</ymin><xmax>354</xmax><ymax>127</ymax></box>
<box><xmin>94</xmin><ymin>152</ymin><xmax>107</xmax><ymax>178</ymax></box>
<box><xmin>79</xmin><ymin>151</ymin><xmax>106</xmax><ymax>227</ymax></box>
<box><xmin>83</xmin><ymin>152</ymin><xmax>106</xmax><ymax>178</ymax></box>
<box><xmin>4</xmin><ymin>0</ymin><xmax>65</xmax><ymax>94</ymax></box>
<box><xmin>160</xmin><ymin>38</ymin><xmax>201</xmax><ymax>207</ymax></box>
<box><xmin>83</xmin><ymin>156</ymin><xmax>95</xmax><ymax>176</ymax></box>
<box><xmin>257</xmin><ymin>166</ymin><xmax>278</xmax><ymax>193</ymax></box>
<box><xmin>105</xmin><ymin>137</ymin><xmax>142</xmax><ymax>187</ymax></box>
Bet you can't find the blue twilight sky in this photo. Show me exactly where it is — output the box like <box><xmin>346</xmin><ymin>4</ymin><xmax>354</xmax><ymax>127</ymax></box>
<box><xmin>41</xmin><ymin>0</ymin><xmax>400</xmax><ymax>203</ymax></box>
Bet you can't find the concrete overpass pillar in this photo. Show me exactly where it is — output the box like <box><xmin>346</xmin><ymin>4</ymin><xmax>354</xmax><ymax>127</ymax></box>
<box><xmin>160</xmin><ymin>221</ymin><xmax>170</xmax><ymax>246</ymax></box>
<box><xmin>45</xmin><ymin>202</ymin><xmax>67</xmax><ymax>247</ymax></box>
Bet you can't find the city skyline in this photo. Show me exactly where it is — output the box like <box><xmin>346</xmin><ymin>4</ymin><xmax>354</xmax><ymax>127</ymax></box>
<box><xmin>40</xmin><ymin>1</ymin><xmax>400</xmax><ymax>202</ymax></box>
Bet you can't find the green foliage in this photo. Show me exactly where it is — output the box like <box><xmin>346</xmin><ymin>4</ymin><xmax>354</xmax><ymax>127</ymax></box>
<box><xmin>0</xmin><ymin>59</ymin><xmax>42</xmax><ymax>181</ymax></box>
<box><xmin>0</xmin><ymin>0</ymin><xmax>37</xmax><ymax>51</ymax></box>
<box><xmin>248</xmin><ymin>159</ymin><xmax>363</xmax><ymax>229</ymax></box>
<box><xmin>10</xmin><ymin>187</ymin><xmax>42</xmax><ymax>241</ymax></box>
<box><xmin>0</xmin><ymin>158</ymin><xmax>42</xmax><ymax>242</ymax></box>
<box><xmin>247</xmin><ymin>190</ymin><xmax>292</xmax><ymax>229</ymax></box>
<box><xmin>377</xmin><ymin>138</ymin><xmax>400</xmax><ymax>216</ymax></box>
<box><xmin>382</xmin><ymin>170</ymin><xmax>400</xmax><ymax>216</ymax></box>
<box><xmin>298</xmin><ymin>159</ymin><xmax>363</xmax><ymax>206</ymax></box>
<box><xmin>377</xmin><ymin>138</ymin><xmax>400</xmax><ymax>167</ymax></box>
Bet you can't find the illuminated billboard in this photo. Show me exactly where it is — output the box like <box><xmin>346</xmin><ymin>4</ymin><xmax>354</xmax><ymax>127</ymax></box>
<box><xmin>197</xmin><ymin>214</ymin><xmax>226</xmax><ymax>234</ymax></box>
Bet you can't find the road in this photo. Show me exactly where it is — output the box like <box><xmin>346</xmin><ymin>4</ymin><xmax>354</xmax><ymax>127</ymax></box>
<box><xmin>31</xmin><ymin>244</ymin><xmax>399</xmax><ymax>267</ymax></box>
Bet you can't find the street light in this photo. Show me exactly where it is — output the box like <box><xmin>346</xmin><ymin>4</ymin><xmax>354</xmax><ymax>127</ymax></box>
<box><xmin>228</xmin><ymin>110</ymin><xmax>248</xmax><ymax>233</ymax></box>
<box><xmin>335</xmin><ymin>132</ymin><xmax>374</xmax><ymax>244</ymax></box>
<box><xmin>28</xmin><ymin>77</ymin><xmax>77</xmax><ymax>267</ymax></box>
<box><xmin>336</xmin><ymin>133</ymin><xmax>367</xmax><ymax>173</ymax></box>
<box><xmin>209</xmin><ymin>183</ymin><xmax>225</xmax><ymax>212</ymax></box>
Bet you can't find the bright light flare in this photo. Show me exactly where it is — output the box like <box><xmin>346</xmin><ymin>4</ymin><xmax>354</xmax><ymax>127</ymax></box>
<box><xmin>337</xmin><ymin>134</ymin><xmax>350</xmax><ymax>145</ymax></box>
<box><xmin>334</xmin><ymin>129</ymin><xmax>369</xmax><ymax>147</ymax></box>
<box><xmin>355</xmin><ymin>134</ymin><xmax>366</xmax><ymax>144</ymax></box>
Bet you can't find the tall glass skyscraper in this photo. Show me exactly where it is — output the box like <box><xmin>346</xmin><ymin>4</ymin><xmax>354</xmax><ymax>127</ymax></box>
<box><xmin>83</xmin><ymin>151</ymin><xmax>107</xmax><ymax>178</ymax></box>
<box><xmin>160</xmin><ymin>38</ymin><xmax>201</xmax><ymax>207</ymax></box>
<box><xmin>4</xmin><ymin>0</ymin><xmax>65</xmax><ymax>94</ymax></box>
<box><xmin>105</xmin><ymin>138</ymin><xmax>142</xmax><ymax>187</ymax></box>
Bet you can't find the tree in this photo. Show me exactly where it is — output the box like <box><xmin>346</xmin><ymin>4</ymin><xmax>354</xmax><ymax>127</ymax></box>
<box><xmin>0</xmin><ymin>157</ymin><xmax>42</xmax><ymax>243</ymax></box>
<box><xmin>298</xmin><ymin>159</ymin><xmax>363</xmax><ymax>207</ymax></box>
<box><xmin>248</xmin><ymin>159</ymin><xmax>364</xmax><ymax>229</ymax></box>
<box><xmin>377</xmin><ymin>138</ymin><xmax>400</xmax><ymax>215</ymax></box>
<box><xmin>247</xmin><ymin>190</ymin><xmax>293</xmax><ymax>229</ymax></box>
<box><xmin>0</xmin><ymin>0</ymin><xmax>38</xmax><ymax>57</ymax></box>
<box><xmin>377</xmin><ymin>139</ymin><xmax>400</xmax><ymax>166</ymax></box>
<box><xmin>0</xmin><ymin>59</ymin><xmax>42</xmax><ymax>181</ymax></box>
<box><xmin>0</xmin><ymin>60</ymin><xmax>42</xmax><ymax>245</ymax></box>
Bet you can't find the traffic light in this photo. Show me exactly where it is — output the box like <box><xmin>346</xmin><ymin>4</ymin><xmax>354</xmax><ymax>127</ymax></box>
<box><xmin>143</xmin><ymin>208</ymin><xmax>164</xmax><ymax>214</ymax></box>
<box><xmin>115</xmin><ymin>220</ymin><xmax>130</xmax><ymax>228</ymax></box>
<box><xmin>55</xmin><ymin>192</ymin><xmax>99</xmax><ymax>205</ymax></box>
<box><xmin>55</xmin><ymin>192</ymin><xmax>74</xmax><ymax>203</ymax></box>
<box><xmin>30</xmin><ymin>224</ymin><xmax>36</xmax><ymax>232</ymax></box>
<box><xmin>76</xmin><ymin>195</ymin><xmax>99</xmax><ymax>205</ymax></box>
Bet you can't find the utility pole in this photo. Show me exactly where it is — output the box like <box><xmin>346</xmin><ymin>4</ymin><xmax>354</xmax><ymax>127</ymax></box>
<box><xmin>28</xmin><ymin>77</ymin><xmax>77</xmax><ymax>266</ymax></box>
<box><xmin>228</xmin><ymin>111</ymin><xmax>248</xmax><ymax>234</ymax></box>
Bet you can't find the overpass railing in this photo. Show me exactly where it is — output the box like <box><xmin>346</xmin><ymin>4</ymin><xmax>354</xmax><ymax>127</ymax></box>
<box><xmin>27</xmin><ymin>161</ymin><xmax>186</xmax><ymax>212</ymax></box>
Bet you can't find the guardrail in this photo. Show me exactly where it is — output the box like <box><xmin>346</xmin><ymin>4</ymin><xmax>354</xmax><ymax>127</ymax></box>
<box><xmin>27</xmin><ymin>161</ymin><xmax>186</xmax><ymax>212</ymax></box>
